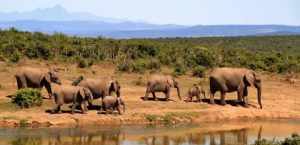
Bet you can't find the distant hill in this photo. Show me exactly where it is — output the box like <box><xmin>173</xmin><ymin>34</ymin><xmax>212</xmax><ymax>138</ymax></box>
<box><xmin>0</xmin><ymin>5</ymin><xmax>299</xmax><ymax>38</ymax></box>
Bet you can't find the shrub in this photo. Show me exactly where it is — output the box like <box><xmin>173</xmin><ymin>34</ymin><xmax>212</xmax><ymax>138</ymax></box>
<box><xmin>11</xmin><ymin>88</ymin><xmax>43</xmax><ymax>108</ymax></box>
<box><xmin>117</xmin><ymin>61</ymin><xmax>131</xmax><ymax>72</ymax></box>
<box><xmin>192</xmin><ymin>65</ymin><xmax>206</xmax><ymax>77</ymax></box>
<box><xmin>172</xmin><ymin>61</ymin><xmax>186</xmax><ymax>76</ymax></box>
<box><xmin>132</xmin><ymin>76</ymin><xmax>146</xmax><ymax>86</ymax></box>
<box><xmin>77</xmin><ymin>59</ymin><xmax>93</xmax><ymax>68</ymax></box>
<box><xmin>9</xmin><ymin>51</ymin><xmax>21</xmax><ymax>63</ymax></box>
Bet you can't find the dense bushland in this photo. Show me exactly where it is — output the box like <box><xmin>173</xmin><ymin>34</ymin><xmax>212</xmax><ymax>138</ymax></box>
<box><xmin>1</xmin><ymin>28</ymin><xmax>300</xmax><ymax>74</ymax></box>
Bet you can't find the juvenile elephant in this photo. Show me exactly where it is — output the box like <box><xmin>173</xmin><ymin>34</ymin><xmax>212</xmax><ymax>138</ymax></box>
<box><xmin>15</xmin><ymin>67</ymin><xmax>61</xmax><ymax>99</ymax></box>
<box><xmin>101</xmin><ymin>96</ymin><xmax>125</xmax><ymax>115</ymax></box>
<box><xmin>72</xmin><ymin>76</ymin><xmax>121</xmax><ymax>106</ymax></box>
<box><xmin>209</xmin><ymin>67</ymin><xmax>262</xmax><ymax>109</ymax></box>
<box><xmin>144</xmin><ymin>74</ymin><xmax>181</xmax><ymax>101</ymax></box>
<box><xmin>185</xmin><ymin>84</ymin><xmax>206</xmax><ymax>102</ymax></box>
<box><xmin>51</xmin><ymin>85</ymin><xmax>93</xmax><ymax>114</ymax></box>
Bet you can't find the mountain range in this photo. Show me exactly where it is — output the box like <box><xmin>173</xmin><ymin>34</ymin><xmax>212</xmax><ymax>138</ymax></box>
<box><xmin>0</xmin><ymin>5</ymin><xmax>299</xmax><ymax>38</ymax></box>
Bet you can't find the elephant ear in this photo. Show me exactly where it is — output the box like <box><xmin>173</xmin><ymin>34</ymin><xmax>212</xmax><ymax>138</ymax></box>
<box><xmin>106</xmin><ymin>81</ymin><xmax>114</xmax><ymax>95</ymax></box>
<box><xmin>166</xmin><ymin>78</ymin><xmax>174</xmax><ymax>87</ymax></box>
<box><xmin>244</xmin><ymin>71</ymin><xmax>255</xmax><ymax>86</ymax></box>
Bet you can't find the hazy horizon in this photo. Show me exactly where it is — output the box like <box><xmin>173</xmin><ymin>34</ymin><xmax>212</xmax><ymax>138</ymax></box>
<box><xmin>0</xmin><ymin>0</ymin><xmax>299</xmax><ymax>26</ymax></box>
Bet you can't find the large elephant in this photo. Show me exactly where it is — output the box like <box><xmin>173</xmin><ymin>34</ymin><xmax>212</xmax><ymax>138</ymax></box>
<box><xmin>144</xmin><ymin>74</ymin><xmax>181</xmax><ymax>101</ymax></box>
<box><xmin>209</xmin><ymin>67</ymin><xmax>262</xmax><ymax>109</ymax></box>
<box><xmin>15</xmin><ymin>67</ymin><xmax>61</xmax><ymax>99</ymax></box>
<box><xmin>72</xmin><ymin>76</ymin><xmax>121</xmax><ymax>106</ymax></box>
<box><xmin>51</xmin><ymin>85</ymin><xmax>94</xmax><ymax>114</ymax></box>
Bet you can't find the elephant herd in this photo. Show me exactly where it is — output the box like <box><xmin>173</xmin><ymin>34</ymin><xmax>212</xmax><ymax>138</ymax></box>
<box><xmin>14</xmin><ymin>66</ymin><xmax>263</xmax><ymax>115</ymax></box>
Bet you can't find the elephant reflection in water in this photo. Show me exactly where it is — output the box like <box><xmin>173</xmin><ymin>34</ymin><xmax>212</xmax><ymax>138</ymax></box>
<box><xmin>46</xmin><ymin>130</ymin><xmax>124</xmax><ymax>145</ymax></box>
<box><xmin>208</xmin><ymin>129</ymin><xmax>248</xmax><ymax>145</ymax></box>
<box><xmin>208</xmin><ymin>127</ymin><xmax>263</xmax><ymax>145</ymax></box>
<box><xmin>187</xmin><ymin>133</ymin><xmax>206</xmax><ymax>145</ymax></box>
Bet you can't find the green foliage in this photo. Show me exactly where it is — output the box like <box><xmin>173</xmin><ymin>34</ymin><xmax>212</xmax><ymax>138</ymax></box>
<box><xmin>145</xmin><ymin>114</ymin><xmax>158</xmax><ymax>122</ymax></box>
<box><xmin>1</xmin><ymin>29</ymin><xmax>300</xmax><ymax>73</ymax></box>
<box><xmin>117</xmin><ymin>58</ymin><xmax>161</xmax><ymax>73</ymax></box>
<box><xmin>11</xmin><ymin>137</ymin><xmax>42</xmax><ymax>145</ymax></box>
<box><xmin>19</xmin><ymin>119</ymin><xmax>29</xmax><ymax>128</ymax></box>
<box><xmin>77</xmin><ymin>58</ymin><xmax>94</xmax><ymax>68</ymax></box>
<box><xmin>253</xmin><ymin>133</ymin><xmax>300</xmax><ymax>145</ymax></box>
<box><xmin>172</xmin><ymin>60</ymin><xmax>187</xmax><ymax>76</ymax></box>
<box><xmin>11</xmin><ymin>88</ymin><xmax>43</xmax><ymax>108</ymax></box>
<box><xmin>9</xmin><ymin>51</ymin><xmax>21</xmax><ymax>63</ymax></box>
<box><xmin>192</xmin><ymin>65</ymin><xmax>206</xmax><ymax>77</ymax></box>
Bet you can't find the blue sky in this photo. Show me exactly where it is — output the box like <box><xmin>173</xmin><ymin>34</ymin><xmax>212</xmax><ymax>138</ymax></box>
<box><xmin>1</xmin><ymin>0</ymin><xmax>299</xmax><ymax>25</ymax></box>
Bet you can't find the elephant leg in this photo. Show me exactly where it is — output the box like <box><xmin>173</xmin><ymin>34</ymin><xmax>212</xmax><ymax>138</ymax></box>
<box><xmin>202</xmin><ymin>91</ymin><xmax>206</xmax><ymax>99</ymax></box>
<box><xmin>15</xmin><ymin>77</ymin><xmax>23</xmax><ymax>89</ymax></box>
<box><xmin>196</xmin><ymin>94</ymin><xmax>201</xmax><ymax>102</ymax></box>
<box><xmin>81</xmin><ymin>102</ymin><xmax>87</xmax><ymax>114</ymax></box>
<box><xmin>243</xmin><ymin>87</ymin><xmax>249</xmax><ymax>107</ymax></box>
<box><xmin>220</xmin><ymin>91</ymin><xmax>226</xmax><ymax>105</ymax></box>
<box><xmin>165</xmin><ymin>88</ymin><xmax>171</xmax><ymax>101</ymax></box>
<box><xmin>72</xmin><ymin>102</ymin><xmax>79</xmax><ymax>114</ymax></box>
<box><xmin>20</xmin><ymin>77</ymin><xmax>27</xmax><ymax>88</ymax></box>
<box><xmin>117</xmin><ymin>106</ymin><xmax>122</xmax><ymax>115</ymax></box>
<box><xmin>144</xmin><ymin>87</ymin><xmax>151</xmax><ymax>101</ymax></box>
<box><xmin>152</xmin><ymin>92</ymin><xmax>157</xmax><ymax>100</ymax></box>
<box><xmin>210</xmin><ymin>91</ymin><xmax>216</xmax><ymax>104</ymax></box>
<box><xmin>52</xmin><ymin>104</ymin><xmax>61</xmax><ymax>114</ymax></box>
<box><xmin>84</xmin><ymin>101</ymin><xmax>89</xmax><ymax>112</ymax></box>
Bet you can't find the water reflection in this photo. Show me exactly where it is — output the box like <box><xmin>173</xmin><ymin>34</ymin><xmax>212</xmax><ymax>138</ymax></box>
<box><xmin>1</xmin><ymin>121</ymin><xmax>299</xmax><ymax>145</ymax></box>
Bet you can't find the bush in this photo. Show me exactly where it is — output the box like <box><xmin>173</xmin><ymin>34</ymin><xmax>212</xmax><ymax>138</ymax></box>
<box><xmin>252</xmin><ymin>133</ymin><xmax>300</xmax><ymax>145</ymax></box>
<box><xmin>192</xmin><ymin>65</ymin><xmax>206</xmax><ymax>77</ymax></box>
<box><xmin>9</xmin><ymin>51</ymin><xmax>21</xmax><ymax>63</ymax></box>
<box><xmin>77</xmin><ymin>59</ymin><xmax>93</xmax><ymax>68</ymax></box>
<box><xmin>172</xmin><ymin>61</ymin><xmax>186</xmax><ymax>76</ymax></box>
<box><xmin>11</xmin><ymin>88</ymin><xmax>43</xmax><ymax>108</ymax></box>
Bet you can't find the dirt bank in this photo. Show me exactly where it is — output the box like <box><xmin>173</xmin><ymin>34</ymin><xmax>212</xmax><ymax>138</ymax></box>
<box><xmin>0</xmin><ymin>60</ymin><xmax>299</xmax><ymax>127</ymax></box>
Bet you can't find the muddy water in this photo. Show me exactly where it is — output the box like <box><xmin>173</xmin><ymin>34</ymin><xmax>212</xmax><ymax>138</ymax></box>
<box><xmin>0</xmin><ymin>120</ymin><xmax>299</xmax><ymax>145</ymax></box>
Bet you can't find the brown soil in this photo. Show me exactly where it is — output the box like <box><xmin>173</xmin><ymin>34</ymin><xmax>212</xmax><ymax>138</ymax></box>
<box><xmin>0</xmin><ymin>60</ymin><xmax>299</xmax><ymax>128</ymax></box>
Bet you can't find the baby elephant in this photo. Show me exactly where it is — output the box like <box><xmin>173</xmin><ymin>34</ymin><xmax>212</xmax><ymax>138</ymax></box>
<box><xmin>101</xmin><ymin>96</ymin><xmax>125</xmax><ymax>115</ymax></box>
<box><xmin>185</xmin><ymin>84</ymin><xmax>206</xmax><ymax>102</ymax></box>
<box><xmin>51</xmin><ymin>85</ymin><xmax>93</xmax><ymax>114</ymax></box>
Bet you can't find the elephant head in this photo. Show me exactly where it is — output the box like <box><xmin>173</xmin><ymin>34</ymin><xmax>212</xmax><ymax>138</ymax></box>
<box><xmin>79</xmin><ymin>87</ymin><xmax>94</xmax><ymax>102</ymax></box>
<box><xmin>107</xmin><ymin>80</ymin><xmax>121</xmax><ymax>98</ymax></box>
<box><xmin>167</xmin><ymin>77</ymin><xmax>181</xmax><ymax>100</ymax></box>
<box><xmin>243</xmin><ymin>71</ymin><xmax>262</xmax><ymax>109</ymax></box>
<box><xmin>48</xmin><ymin>70</ymin><xmax>61</xmax><ymax>85</ymax></box>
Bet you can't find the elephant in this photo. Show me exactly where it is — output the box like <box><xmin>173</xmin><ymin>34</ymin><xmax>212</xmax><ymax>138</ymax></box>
<box><xmin>185</xmin><ymin>84</ymin><xmax>206</xmax><ymax>102</ymax></box>
<box><xmin>101</xmin><ymin>96</ymin><xmax>125</xmax><ymax>115</ymax></box>
<box><xmin>144</xmin><ymin>74</ymin><xmax>181</xmax><ymax>101</ymax></box>
<box><xmin>72</xmin><ymin>76</ymin><xmax>121</xmax><ymax>106</ymax></box>
<box><xmin>209</xmin><ymin>67</ymin><xmax>262</xmax><ymax>109</ymax></box>
<box><xmin>51</xmin><ymin>85</ymin><xmax>93</xmax><ymax>114</ymax></box>
<box><xmin>15</xmin><ymin>67</ymin><xmax>61</xmax><ymax>99</ymax></box>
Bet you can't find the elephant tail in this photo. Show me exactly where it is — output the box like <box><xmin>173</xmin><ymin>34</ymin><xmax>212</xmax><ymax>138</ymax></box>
<box><xmin>72</xmin><ymin>75</ymin><xmax>84</xmax><ymax>86</ymax></box>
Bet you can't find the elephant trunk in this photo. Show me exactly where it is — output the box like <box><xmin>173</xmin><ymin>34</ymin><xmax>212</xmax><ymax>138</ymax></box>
<box><xmin>257</xmin><ymin>86</ymin><xmax>262</xmax><ymax>109</ymax></box>
<box><xmin>116</xmin><ymin>90</ymin><xmax>120</xmax><ymax>98</ymax></box>
<box><xmin>176</xmin><ymin>86</ymin><xmax>181</xmax><ymax>100</ymax></box>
